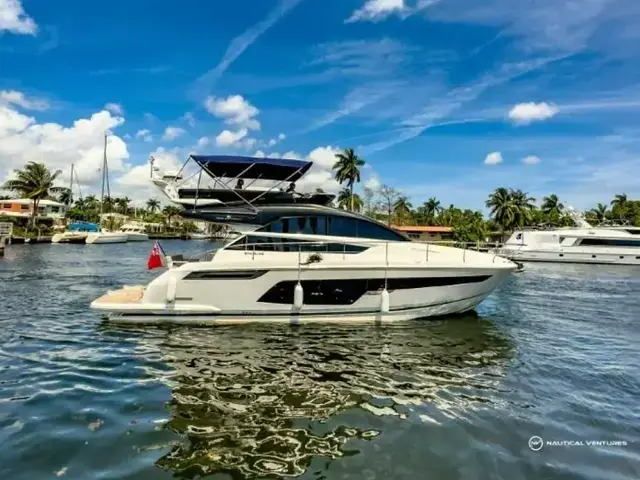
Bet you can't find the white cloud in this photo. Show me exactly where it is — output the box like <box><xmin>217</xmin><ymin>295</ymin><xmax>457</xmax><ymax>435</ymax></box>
<box><xmin>162</xmin><ymin>126</ymin><xmax>185</xmax><ymax>141</ymax></box>
<box><xmin>248</xmin><ymin>145</ymin><xmax>340</xmax><ymax>193</ymax></box>
<box><xmin>365</xmin><ymin>175</ymin><xmax>381</xmax><ymax>190</ymax></box>
<box><xmin>297</xmin><ymin>146</ymin><xmax>341</xmax><ymax>193</ymax></box>
<box><xmin>508</xmin><ymin>102</ymin><xmax>559</xmax><ymax>124</ymax></box>
<box><xmin>0</xmin><ymin>100</ymin><xmax>128</xmax><ymax>188</ymax></box>
<box><xmin>215</xmin><ymin>128</ymin><xmax>248</xmax><ymax>147</ymax></box>
<box><xmin>522</xmin><ymin>155</ymin><xmax>541</xmax><ymax>165</ymax></box>
<box><xmin>0</xmin><ymin>90</ymin><xmax>49</xmax><ymax>110</ymax></box>
<box><xmin>0</xmin><ymin>0</ymin><xmax>37</xmax><ymax>35</ymax></box>
<box><xmin>115</xmin><ymin>147</ymin><xmax>181</xmax><ymax>202</ymax></box>
<box><xmin>243</xmin><ymin>137</ymin><xmax>257</xmax><ymax>149</ymax></box>
<box><xmin>180</xmin><ymin>112</ymin><xmax>196</xmax><ymax>127</ymax></box>
<box><xmin>197</xmin><ymin>136</ymin><xmax>210</xmax><ymax>148</ymax></box>
<box><xmin>135</xmin><ymin>129</ymin><xmax>153</xmax><ymax>142</ymax></box>
<box><xmin>104</xmin><ymin>103</ymin><xmax>124</xmax><ymax>115</ymax></box>
<box><xmin>282</xmin><ymin>150</ymin><xmax>302</xmax><ymax>160</ymax></box>
<box><xmin>266</xmin><ymin>132</ymin><xmax>286</xmax><ymax>148</ymax></box>
<box><xmin>346</xmin><ymin>0</ymin><xmax>405</xmax><ymax>23</ymax></box>
<box><xmin>484</xmin><ymin>151</ymin><xmax>503</xmax><ymax>165</ymax></box>
<box><xmin>204</xmin><ymin>94</ymin><xmax>260</xmax><ymax>131</ymax></box>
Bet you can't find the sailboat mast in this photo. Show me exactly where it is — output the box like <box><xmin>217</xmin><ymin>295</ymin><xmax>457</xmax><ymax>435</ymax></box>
<box><xmin>68</xmin><ymin>164</ymin><xmax>74</xmax><ymax>207</ymax></box>
<box><xmin>99</xmin><ymin>133</ymin><xmax>107</xmax><ymax>218</ymax></box>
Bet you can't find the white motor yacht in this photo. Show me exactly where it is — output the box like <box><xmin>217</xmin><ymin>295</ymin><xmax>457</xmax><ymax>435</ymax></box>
<box><xmin>498</xmin><ymin>210</ymin><xmax>640</xmax><ymax>265</ymax></box>
<box><xmin>118</xmin><ymin>223</ymin><xmax>149</xmax><ymax>241</ymax></box>
<box><xmin>86</xmin><ymin>230</ymin><xmax>129</xmax><ymax>244</ymax></box>
<box><xmin>91</xmin><ymin>155</ymin><xmax>517</xmax><ymax>324</ymax></box>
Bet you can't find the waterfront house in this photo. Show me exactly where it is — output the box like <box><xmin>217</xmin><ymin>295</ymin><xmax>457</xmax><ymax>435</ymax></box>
<box><xmin>391</xmin><ymin>225</ymin><xmax>454</xmax><ymax>242</ymax></box>
<box><xmin>0</xmin><ymin>199</ymin><xmax>68</xmax><ymax>225</ymax></box>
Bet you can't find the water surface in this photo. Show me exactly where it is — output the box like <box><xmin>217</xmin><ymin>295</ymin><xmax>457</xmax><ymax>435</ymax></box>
<box><xmin>1</xmin><ymin>242</ymin><xmax>639</xmax><ymax>479</ymax></box>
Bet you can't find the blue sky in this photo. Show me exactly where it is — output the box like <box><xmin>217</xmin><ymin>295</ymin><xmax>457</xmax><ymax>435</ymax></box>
<box><xmin>1</xmin><ymin>0</ymin><xmax>640</xmax><ymax>209</ymax></box>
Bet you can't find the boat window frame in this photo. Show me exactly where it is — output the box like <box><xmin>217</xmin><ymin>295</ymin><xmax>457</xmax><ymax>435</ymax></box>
<box><xmin>256</xmin><ymin>213</ymin><xmax>408</xmax><ymax>242</ymax></box>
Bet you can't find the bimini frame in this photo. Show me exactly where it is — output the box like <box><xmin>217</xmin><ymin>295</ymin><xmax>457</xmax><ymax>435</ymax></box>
<box><xmin>149</xmin><ymin>154</ymin><xmax>312</xmax><ymax>212</ymax></box>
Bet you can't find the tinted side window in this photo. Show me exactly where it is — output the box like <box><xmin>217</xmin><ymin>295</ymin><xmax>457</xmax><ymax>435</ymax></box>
<box><xmin>327</xmin><ymin>216</ymin><xmax>359</xmax><ymax>237</ymax></box>
<box><xmin>580</xmin><ymin>238</ymin><xmax>640</xmax><ymax>247</ymax></box>
<box><xmin>357</xmin><ymin>219</ymin><xmax>407</xmax><ymax>241</ymax></box>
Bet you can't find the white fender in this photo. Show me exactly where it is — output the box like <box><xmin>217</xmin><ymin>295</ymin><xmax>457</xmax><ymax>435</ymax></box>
<box><xmin>293</xmin><ymin>282</ymin><xmax>304</xmax><ymax>309</ymax></box>
<box><xmin>380</xmin><ymin>288</ymin><xmax>390</xmax><ymax>314</ymax></box>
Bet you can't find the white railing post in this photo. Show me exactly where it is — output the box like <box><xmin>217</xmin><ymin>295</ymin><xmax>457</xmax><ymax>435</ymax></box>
<box><xmin>426</xmin><ymin>242</ymin><xmax>429</xmax><ymax>262</ymax></box>
<box><xmin>463</xmin><ymin>246</ymin><xmax>466</xmax><ymax>263</ymax></box>
<box><xmin>384</xmin><ymin>242</ymin><xmax>389</xmax><ymax>289</ymax></box>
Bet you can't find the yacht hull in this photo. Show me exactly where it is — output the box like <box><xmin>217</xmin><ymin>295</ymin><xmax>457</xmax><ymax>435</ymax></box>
<box><xmin>500</xmin><ymin>249</ymin><xmax>640</xmax><ymax>265</ymax></box>
<box><xmin>100</xmin><ymin>294</ymin><xmax>487</xmax><ymax>324</ymax></box>
<box><xmin>85</xmin><ymin>232</ymin><xmax>129</xmax><ymax>244</ymax></box>
<box><xmin>91</xmin><ymin>266</ymin><xmax>513</xmax><ymax>324</ymax></box>
<box><xmin>52</xmin><ymin>232</ymin><xmax>89</xmax><ymax>244</ymax></box>
<box><xmin>125</xmin><ymin>233</ymin><xmax>149</xmax><ymax>242</ymax></box>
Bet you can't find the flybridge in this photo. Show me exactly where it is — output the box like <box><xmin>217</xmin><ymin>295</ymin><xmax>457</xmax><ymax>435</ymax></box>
<box><xmin>149</xmin><ymin>154</ymin><xmax>335</xmax><ymax>211</ymax></box>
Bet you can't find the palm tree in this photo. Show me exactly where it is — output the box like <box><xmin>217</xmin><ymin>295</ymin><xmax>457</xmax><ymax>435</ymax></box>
<box><xmin>146</xmin><ymin>198</ymin><xmax>160</xmax><ymax>213</ymax></box>
<box><xmin>417</xmin><ymin>197</ymin><xmax>441</xmax><ymax>224</ymax></box>
<box><xmin>162</xmin><ymin>205</ymin><xmax>182</xmax><ymax>228</ymax></box>
<box><xmin>84</xmin><ymin>195</ymin><xmax>99</xmax><ymax>210</ymax></box>
<box><xmin>425</xmin><ymin>197</ymin><xmax>441</xmax><ymax>217</ymax></box>
<box><xmin>611</xmin><ymin>193</ymin><xmax>628</xmax><ymax>209</ymax></box>
<box><xmin>610</xmin><ymin>193</ymin><xmax>629</xmax><ymax>222</ymax></box>
<box><xmin>541</xmin><ymin>194</ymin><xmax>564</xmax><ymax>217</ymax></box>
<box><xmin>3</xmin><ymin>162</ymin><xmax>63</xmax><ymax>228</ymax></box>
<box><xmin>337</xmin><ymin>188</ymin><xmax>363</xmax><ymax>212</ymax></box>
<box><xmin>57</xmin><ymin>188</ymin><xmax>73</xmax><ymax>206</ymax></box>
<box><xmin>591</xmin><ymin>203</ymin><xmax>608</xmax><ymax>223</ymax></box>
<box><xmin>510</xmin><ymin>189</ymin><xmax>536</xmax><ymax>227</ymax></box>
<box><xmin>486</xmin><ymin>187</ymin><xmax>514</xmax><ymax>232</ymax></box>
<box><xmin>333</xmin><ymin>148</ymin><xmax>365</xmax><ymax>211</ymax></box>
<box><xmin>393</xmin><ymin>196</ymin><xmax>413</xmax><ymax>225</ymax></box>
<box><xmin>117</xmin><ymin>197</ymin><xmax>130</xmax><ymax>215</ymax></box>
<box><xmin>102</xmin><ymin>196</ymin><xmax>115</xmax><ymax>213</ymax></box>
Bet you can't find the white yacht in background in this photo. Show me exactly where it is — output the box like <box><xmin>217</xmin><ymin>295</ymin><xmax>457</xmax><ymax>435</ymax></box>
<box><xmin>118</xmin><ymin>223</ymin><xmax>149</xmax><ymax>241</ymax></box>
<box><xmin>498</xmin><ymin>209</ymin><xmax>640</xmax><ymax>265</ymax></box>
<box><xmin>91</xmin><ymin>155</ymin><xmax>517</xmax><ymax>324</ymax></box>
<box><xmin>85</xmin><ymin>231</ymin><xmax>129</xmax><ymax>244</ymax></box>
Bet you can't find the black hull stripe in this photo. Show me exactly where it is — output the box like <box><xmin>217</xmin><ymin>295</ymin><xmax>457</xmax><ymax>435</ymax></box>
<box><xmin>257</xmin><ymin>275</ymin><xmax>491</xmax><ymax>305</ymax></box>
<box><xmin>109</xmin><ymin>292</ymin><xmax>489</xmax><ymax>318</ymax></box>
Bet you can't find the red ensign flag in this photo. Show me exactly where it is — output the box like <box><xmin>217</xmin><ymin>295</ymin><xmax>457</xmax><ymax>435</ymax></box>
<box><xmin>147</xmin><ymin>241</ymin><xmax>164</xmax><ymax>270</ymax></box>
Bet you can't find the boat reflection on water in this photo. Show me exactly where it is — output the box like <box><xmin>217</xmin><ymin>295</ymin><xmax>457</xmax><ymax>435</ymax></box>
<box><xmin>114</xmin><ymin>316</ymin><xmax>514</xmax><ymax>478</ymax></box>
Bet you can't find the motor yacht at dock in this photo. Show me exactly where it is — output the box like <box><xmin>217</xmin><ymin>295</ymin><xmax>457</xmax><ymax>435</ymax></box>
<box><xmin>498</xmin><ymin>210</ymin><xmax>640</xmax><ymax>265</ymax></box>
<box><xmin>91</xmin><ymin>155</ymin><xmax>518</xmax><ymax>324</ymax></box>
<box><xmin>118</xmin><ymin>222</ymin><xmax>149</xmax><ymax>242</ymax></box>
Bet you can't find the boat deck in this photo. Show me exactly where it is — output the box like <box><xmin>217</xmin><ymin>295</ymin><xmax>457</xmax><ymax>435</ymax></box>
<box><xmin>94</xmin><ymin>286</ymin><xmax>145</xmax><ymax>305</ymax></box>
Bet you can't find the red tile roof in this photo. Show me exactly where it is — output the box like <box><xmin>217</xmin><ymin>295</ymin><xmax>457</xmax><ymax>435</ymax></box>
<box><xmin>391</xmin><ymin>225</ymin><xmax>453</xmax><ymax>233</ymax></box>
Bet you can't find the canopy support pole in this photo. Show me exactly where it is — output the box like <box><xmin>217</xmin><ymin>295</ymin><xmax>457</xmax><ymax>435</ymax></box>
<box><xmin>197</xmin><ymin>162</ymin><xmax>258</xmax><ymax>212</ymax></box>
<box><xmin>250</xmin><ymin>166</ymin><xmax>305</xmax><ymax>204</ymax></box>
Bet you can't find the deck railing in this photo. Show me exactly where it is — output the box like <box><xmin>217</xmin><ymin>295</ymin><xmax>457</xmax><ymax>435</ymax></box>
<box><xmin>182</xmin><ymin>233</ymin><xmax>510</xmax><ymax>265</ymax></box>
